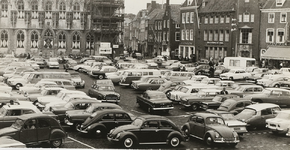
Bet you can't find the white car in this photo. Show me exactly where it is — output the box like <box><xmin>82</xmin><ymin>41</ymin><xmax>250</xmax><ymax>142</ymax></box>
<box><xmin>256</xmin><ymin>75</ymin><xmax>289</xmax><ymax>87</ymax></box>
<box><xmin>220</xmin><ymin>69</ymin><xmax>251</xmax><ymax>80</ymax></box>
<box><xmin>47</xmin><ymin>58</ymin><xmax>59</xmax><ymax>69</ymax></box>
<box><xmin>279</xmin><ymin>68</ymin><xmax>290</xmax><ymax>76</ymax></box>
<box><xmin>266</xmin><ymin>110</ymin><xmax>290</xmax><ymax>135</ymax></box>
<box><xmin>19</xmin><ymin>81</ymin><xmax>58</xmax><ymax>95</ymax></box>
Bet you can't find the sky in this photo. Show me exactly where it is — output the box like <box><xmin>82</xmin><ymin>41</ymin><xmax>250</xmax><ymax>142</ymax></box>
<box><xmin>125</xmin><ymin>0</ymin><xmax>184</xmax><ymax>14</ymax></box>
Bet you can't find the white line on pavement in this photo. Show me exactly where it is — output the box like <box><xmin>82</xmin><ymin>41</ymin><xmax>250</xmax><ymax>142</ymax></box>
<box><xmin>68</xmin><ymin>136</ymin><xmax>96</xmax><ymax>149</ymax></box>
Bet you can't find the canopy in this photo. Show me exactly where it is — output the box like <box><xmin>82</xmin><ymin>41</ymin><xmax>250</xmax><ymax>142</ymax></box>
<box><xmin>261</xmin><ymin>47</ymin><xmax>290</xmax><ymax>60</ymax></box>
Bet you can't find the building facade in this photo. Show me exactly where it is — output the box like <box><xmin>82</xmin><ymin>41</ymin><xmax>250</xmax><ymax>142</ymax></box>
<box><xmin>0</xmin><ymin>0</ymin><xmax>124</xmax><ymax>58</ymax></box>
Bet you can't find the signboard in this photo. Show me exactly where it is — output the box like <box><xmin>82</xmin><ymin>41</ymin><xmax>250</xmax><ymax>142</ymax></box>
<box><xmin>113</xmin><ymin>45</ymin><xmax>119</xmax><ymax>48</ymax></box>
<box><xmin>99</xmin><ymin>42</ymin><xmax>112</xmax><ymax>54</ymax></box>
<box><xmin>100</xmin><ymin>42</ymin><xmax>111</xmax><ymax>48</ymax></box>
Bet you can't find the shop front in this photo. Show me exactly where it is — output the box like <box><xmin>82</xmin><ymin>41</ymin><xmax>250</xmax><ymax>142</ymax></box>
<box><xmin>261</xmin><ymin>47</ymin><xmax>290</xmax><ymax>69</ymax></box>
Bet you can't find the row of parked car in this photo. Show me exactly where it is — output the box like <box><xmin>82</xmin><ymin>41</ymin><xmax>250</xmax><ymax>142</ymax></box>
<box><xmin>0</xmin><ymin>55</ymin><xmax>290</xmax><ymax>148</ymax></box>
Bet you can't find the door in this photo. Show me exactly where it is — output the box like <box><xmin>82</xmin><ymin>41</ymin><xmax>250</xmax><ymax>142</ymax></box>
<box><xmin>99</xmin><ymin>113</ymin><xmax>116</xmax><ymax>131</ymax></box>
<box><xmin>138</xmin><ymin>120</ymin><xmax>159</xmax><ymax>143</ymax></box>
<box><xmin>158</xmin><ymin>121</ymin><xmax>175</xmax><ymax>142</ymax></box>
<box><xmin>194</xmin><ymin>116</ymin><xmax>205</xmax><ymax>138</ymax></box>
<box><xmin>19</xmin><ymin>119</ymin><xmax>38</xmax><ymax>143</ymax></box>
<box><xmin>37</xmin><ymin>119</ymin><xmax>50</xmax><ymax>141</ymax></box>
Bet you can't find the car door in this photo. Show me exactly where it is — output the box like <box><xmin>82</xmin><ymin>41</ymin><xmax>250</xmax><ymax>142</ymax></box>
<box><xmin>276</xmin><ymin>91</ymin><xmax>290</xmax><ymax>106</ymax></box>
<box><xmin>19</xmin><ymin>119</ymin><xmax>38</xmax><ymax>144</ymax></box>
<box><xmin>138</xmin><ymin>120</ymin><xmax>159</xmax><ymax>143</ymax></box>
<box><xmin>99</xmin><ymin>113</ymin><xmax>116</xmax><ymax>130</ymax></box>
<box><xmin>1</xmin><ymin>109</ymin><xmax>22</xmax><ymax>128</ymax></box>
<box><xmin>189</xmin><ymin>115</ymin><xmax>205</xmax><ymax>138</ymax></box>
<box><xmin>258</xmin><ymin>108</ymin><xmax>275</xmax><ymax>126</ymax></box>
<box><xmin>158</xmin><ymin>120</ymin><xmax>175</xmax><ymax>142</ymax></box>
<box><xmin>37</xmin><ymin>119</ymin><xmax>51</xmax><ymax>141</ymax></box>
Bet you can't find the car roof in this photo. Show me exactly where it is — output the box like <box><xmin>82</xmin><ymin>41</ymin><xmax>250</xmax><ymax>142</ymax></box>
<box><xmin>223</xmin><ymin>98</ymin><xmax>250</xmax><ymax>103</ymax></box>
<box><xmin>246</xmin><ymin>103</ymin><xmax>279</xmax><ymax>111</ymax></box>
<box><xmin>194</xmin><ymin>112</ymin><xmax>221</xmax><ymax>118</ymax></box>
<box><xmin>265</xmin><ymin>88</ymin><xmax>290</xmax><ymax>92</ymax></box>
<box><xmin>18</xmin><ymin>114</ymin><xmax>52</xmax><ymax>120</ymax></box>
<box><xmin>146</xmin><ymin>90</ymin><xmax>165</xmax><ymax>95</ymax></box>
<box><xmin>139</xmin><ymin>115</ymin><xmax>170</xmax><ymax>121</ymax></box>
<box><xmin>60</xmin><ymin>89</ymin><xmax>85</xmax><ymax>94</ymax></box>
<box><xmin>91</xmin><ymin>103</ymin><xmax>121</xmax><ymax>108</ymax></box>
<box><xmin>43</xmin><ymin>87</ymin><xmax>64</xmax><ymax>90</ymax></box>
<box><xmin>238</xmin><ymin>85</ymin><xmax>263</xmax><ymax>88</ymax></box>
<box><xmin>42</xmin><ymin>79</ymin><xmax>72</xmax><ymax>82</ymax></box>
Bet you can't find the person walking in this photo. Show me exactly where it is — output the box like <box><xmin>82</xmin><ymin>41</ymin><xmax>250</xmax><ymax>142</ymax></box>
<box><xmin>209</xmin><ymin>57</ymin><xmax>215</xmax><ymax>78</ymax></box>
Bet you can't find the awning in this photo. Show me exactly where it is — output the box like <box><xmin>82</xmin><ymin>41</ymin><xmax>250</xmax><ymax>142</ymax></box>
<box><xmin>261</xmin><ymin>47</ymin><xmax>290</xmax><ymax>60</ymax></box>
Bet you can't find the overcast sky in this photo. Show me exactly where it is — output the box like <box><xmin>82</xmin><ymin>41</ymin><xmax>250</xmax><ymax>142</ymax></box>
<box><xmin>125</xmin><ymin>0</ymin><xmax>184</xmax><ymax>14</ymax></box>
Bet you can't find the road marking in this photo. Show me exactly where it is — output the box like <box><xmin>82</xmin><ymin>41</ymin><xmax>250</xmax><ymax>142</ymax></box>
<box><xmin>68</xmin><ymin>136</ymin><xmax>96</xmax><ymax>149</ymax></box>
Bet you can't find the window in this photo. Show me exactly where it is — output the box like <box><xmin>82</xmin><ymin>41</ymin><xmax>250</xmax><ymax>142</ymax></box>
<box><xmin>220</xmin><ymin>16</ymin><xmax>224</xmax><ymax>23</ymax></box>
<box><xmin>219</xmin><ymin>30</ymin><xmax>224</xmax><ymax>41</ymax></box>
<box><xmin>160</xmin><ymin>121</ymin><xmax>173</xmax><ymax>129</ymax></box>
<box><xmin>190</xmin><ymin>29</ymin><xmax>194</xmax><ymax>40</ymax></box>
<box><xmin>86</xmin><ymin>33</ymin><xmax>94</xmax><ymax>50</ymax></box>
<box><xmin>9</xmin><ymin>110</ymin><xmax>21</xmax><ymax>116</ymax></box>
<box><xmin>281</xmin><ymin>13</ymin><xmax>287</xmax><ymax>23</ymax></box>
<box><xmin>225</xmin><ymin>30</ymin><xmax>229</xmax><ymax>42</ymax></box>
<box><xmin>17</xmin><ymin>0</ymin><xmax>24</xmax><ymax>19</ymax></box>
<box><xmin>236</xmin><ymin>102</ymin><xmax>244</xmax><ymax>108</ymax></box>
<box><xmin>277</xmin><ymin>29</ymin><xmax>285</xmax><ymax>43</ymax></box>
<box><xmin>251</xmin><ymin>14</ymin><xmax>254</xmax><ymax>22</ymax></box>
<box><xmin>204</xmin><ymin>17</ymin><xmax>208</xmax><ymax>24</ymax></box>
<box><xmin>268</xmin><ymin>13</ymin><xmax>275</xmax><ymax>23</ymax></box>
<box><xmin>205</xmin><ymin>47</ymin><xmax>209</xmax><ymax>58</ymax></box>
<box><xmin>0</xmin><ymin>30</ymin><xmax>8</xmax><ymax>48</ymax></box>
<box><xmin>115</xmin><ymin>113</ymin><xmax>131</xmax><ymax>121</ymax></box>
<box><xmin>210</xmin><ymin>16</ymin><xmax>214</xmax><ymax>24</ymax></box>
<box><xmin>190</xmin><ymin>12</ymin><xmax>194</xmax><ymax>23</ymax></box>
<box><xmin>167</xmin><ymin>20</ymin><xmax>170</xmax><ymax>28</ymax></box>
<box><xmin>240</xmin><ymin>29</ymin><xmax>252</xmax><ymax>44</ymax></box>
<box><xmin>175</xmin><ymin>32</ymin><xmax>180</xmax><ymax>41</ymax></box>
<box><xmin>164</xmin><ymin>20</ymin><xmax>166</xmax><ymax>28</ymax></box>
<box><xmin>239</xmin><ymin>15</ymin><xmax>242</xmax><ymax>22</ymax></box>
<box><xmin>38</xmin><ymin>119</ymin><xmax>50</xmax><ymax>128</ymax></box>
<box><xmin>31</xmin><ymin>31</ymin><xmax>38</xmax><ymax>49</ymax></box>
<box><xmin>245</xmin><ymin>0</ymin><xmax>249</xmax><ymax>2</ymax></box>
<box><xmin>176</xmin><ymin>24</ymin><xmax>180</xmax><ymax>28</ymax></box>
<box><xmin>243</xmin><ymin>12</ymin><xmax>250</xmax><ymax>22</ymax></box>
<box><xmin>186</xmin><ymin>30</ymin><xmax>190</xmax><ymax>40</ymax></box>
<box><xmin>31</xmin><ymin>0</ymin><xmax>38</xmax><ymax>19</ymax></box>
<box><xmin>73</xmin><ymin>2</ymin><xmax>80</xmax><ymax>20</ymax></box>
<box><xmin>276</xmin><ymin>0</ymin><xmax>285</xmax><ymax>6</ymax></box>
<box><xmin>186</xmin><ymin>12</ymin><xmax>190</xmax><ymax>23</ymax></box>
<box><xmin>226</xmin><ymin>16</ymin><xmax>230</xmax><ymax>23</ymax></box>
<box><xmin>142</xmin><ymin>121</ymin><xmax>159</xmax><ymax>129</ymax></box>
<box><xmin>72</xmin><ymin>32</ymin><xmax>80</xmax><ymax>49</ymax></box>
<box><xmin>182</xmin><ymin>13</ymin><xmax>186</xmax><ymax>23</ymax></box>
<box><xmin>182</xmin><ymin>30</ymin><xmax>185</xmax><ymax>40</ymax></box>
<box><xmin>17</xmin><ymin>31</ymin><xmax>25</xmax><ymax>48</ymax></box>
<box><xmin>214</xmin><ymin>30</ymin><xmax>218</xmax><ymax>41</ymax></box>
<box><xmin>1</xmin><ymin>0</ymin><xmax>8</xmax><ymax>17</ymax></box>
<box><xmin>102</xmin><ymin>113</ymin><xmax>115</xmax><ymax>120</ymax></box>
<box><xmin>59</xmin><ymin>2</ymin><xmax>66</xmax><ymax>19</ymax></box>
<box><xmin>209</xmin><ymin>30</ymin><xmax>213</xmax><ymax>41</ymax></box>
<box><xmin>167</xmin><ymin>31</ymin><xmax>169</xmax><ymax>41</ymax></box>
<box><xmin>58</xmin><ymin>32</ymin><xmax>66</xmax><ymax>49</ymax></box>
<box><xmin>266</xmin><ymin>28</ymin><xmax>274</xmax><ymax>43</ymax></box>
<box><xmin>204</xmin><ymin>30</ymin><xmax>208</xmax><ymax>41</ymax></box>
<box><xmin>163</xmin><ymin>32</ymin><xmax>166</xmax><ymax>41</ymax></box>
<box><xmin>45</xmin><ymin>1</ymin><xmax>52</xmax><ymax>19</ymax></box>
<box><xmin>155</xmin><ymin>22</ymin><xmax>158</xmax><ymax>30</ymax></box>
<box><xmin>215</xmin><ymin>16</ymin><xmax>219</xmax><ymax>24</ymax></box>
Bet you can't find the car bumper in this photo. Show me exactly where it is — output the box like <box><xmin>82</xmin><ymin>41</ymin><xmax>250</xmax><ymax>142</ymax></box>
<box><xmin>214</xmin><ymin>138</ymin><xmax>239</xmax><ymax>143</ymax></box>
<box><xmin>119</xmin><ymin>82</ymin><xmax>130</xmax><ymax>86</ymax></box>
<box><xmin>107</xmin><ymin>136</ymin><xmax>120</xmax><ymax>142</ymax></box>
<box><xmin>219</xmin><ymin>76</ymin><xmax>228</xmax><ymax>80</ymax></box>
<box><xmin>49</xmin><ymin>66</ymin><xmax>59</xmax><ymax>68</ymax></box>
<box><xmin>179</xmin><ymin>101</ymin><xmax>191</xmax><ymax>107</ymax></box>
<box><xmin>64</xmin><ymin>118</ymin><xmax>74</xmax><ymax>126</ymax></box>
<box><xmin>76</xmin><ymin>128</ymin><xmax>89</xmax><ymax>134</ymax></box>
<box><xmin>102</xmin><ymin>99</ymin><xmax>120</xmax><ymax>103</ymax></box>
<box><xmin>266</xmin><ymin>125</ymin><xmax>288</xmax><ymax>133</ymax></box>
<box><xmin>152</xmin><ymin>107</ymin><xmax>174</xmax><ymax>110</ymax></box>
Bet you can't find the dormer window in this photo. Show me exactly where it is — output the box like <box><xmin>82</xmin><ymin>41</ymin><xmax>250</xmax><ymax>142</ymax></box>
<box><xmin>276</xmin><ymin>0</ymin><xmax>285</xmax><ymax>6</ymax></box>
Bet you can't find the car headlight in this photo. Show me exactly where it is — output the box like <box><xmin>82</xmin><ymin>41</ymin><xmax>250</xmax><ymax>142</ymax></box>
<box><xmin>87</xmin><ymin>126</ymin><xmax>91</xmax><ymax>130</ymax></box>
<box><xmin>214</xmin><ymin>131</ymin><xmax>221</xmax><ymax>138</ymax></box>
<box><xmin>233</xmin><ymin>131</ymin><xmax>239</xmax><ymax>137</ymax></box>
<box><xmin>115</xmin><ymin>133</ymin><xmax>121</xmax><ymax>139</ymax></box>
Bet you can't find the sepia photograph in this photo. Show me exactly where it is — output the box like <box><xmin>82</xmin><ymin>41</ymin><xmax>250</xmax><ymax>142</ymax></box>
<box><xmin>0</xmin><ymin>0</ymin><xmax>289</xmax><ymax>149</ymax></box>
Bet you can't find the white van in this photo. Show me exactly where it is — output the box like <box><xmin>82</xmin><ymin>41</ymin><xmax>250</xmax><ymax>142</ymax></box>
<box><xmin>223</xmin><ymin>57</ymin><xmax>256</xmax><ymax>69</ymax></box>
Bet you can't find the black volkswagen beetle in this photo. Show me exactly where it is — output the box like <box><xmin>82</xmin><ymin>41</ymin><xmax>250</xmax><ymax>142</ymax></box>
<box><xmin>107</xmin><ymin>115</ymin><xmax>187</xmax><ymax>148</ymax></box>
<box><xmin>0</xmin><ymin>114</ymin><xmax>67</xmax><ymax>148</ymax></box>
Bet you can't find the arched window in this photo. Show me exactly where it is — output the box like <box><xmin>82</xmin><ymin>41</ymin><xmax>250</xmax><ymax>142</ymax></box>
<box><xmin>0</xmin><ymin>30</ymin><xmax>8</xmax><ymax>48</ymax></box>
<box><xmin>1</xmin><ymin>0</ymin><xmax>8</xmax><ymax>18</ymax></box>
<box><xmin>45</xmin><ymin>1</ymin><xmax>52</xmax><ymax>19</ymax></box>
<box><xmin>73</xmin><ymin>2</ymin><xmax>80</xmax><ymax>20</ymax></box>
<box><xmin>17</xmin><ymin>0</ymin><xmax>24</xmax><ymax>19</ymax></box>
<box><xmin>59</xmin><ymin>2</ymin><xmax>66</xmax><ymax>19</ymax></box>
<box><xmin>72</xmin><ymin>32</ymin><xmax>80</xmax><ymax>49</ymax></box>
<box><xmin>44</xmin><ymin>29</ymin><xmax>53</xmax><ymax>49</ymax></box>
<box><xmin>31</xmin><ymin>31</ymin><xmax>38</xmax><ymax>48</ymax></box>
<box><xmin>17</xmin><ymin>31</ymin><xmax>25</xmax><ymax>48</ymax></box>
<box><xmin>31</xmin><ymin>0</ymin><xmax>38</xmax><ymax>19</ymax></box>
<box><xmin>86</xmin><ymin>33</ymin><xmax>94</xmax><ymax>50</ymax></box>
<box><xmin>58</xmin><ymin>32</ymin><xmax>66</xmax><ymax>49</ymax></box>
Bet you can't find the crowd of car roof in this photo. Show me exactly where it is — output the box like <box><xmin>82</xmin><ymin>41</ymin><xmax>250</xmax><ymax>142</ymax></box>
<box><xmin>0</xmin><ymin>54</ymin><xmax>289</xmax><ymax>148</ymax></box>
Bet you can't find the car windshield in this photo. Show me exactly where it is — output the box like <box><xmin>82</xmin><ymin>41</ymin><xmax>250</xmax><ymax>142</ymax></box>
<box><xmin>276</xmin><ymin>112</ymin><xmax>290</xmax><ymax>119</ymax></box>
<box><xmin>206</xmin><ymin>117</ymin><xmax>225</xmax><ymax>125</ymax></box>
<box><xmin>220</xmin><ymin>113</ymin><xmax>235</xmax><ymax>120</ymax></box>
<box><xmin>11</xmin><ymin>119</ymin><xmax>24</xmax><ymax>129</ymax></box>
<box><xmin>212</xmin><ymin>96</ymin><xmax>222</xmax><ymax>102</ymax></box>
<box><xmin>180</xmin><ymin>87</ymin><xmax>189</xmax><ymax>93</ymax></box>
<box><xmin>229</xmin><ymin>70</ymin><xmax>236</xmax><ymax>73</ymax></box>
<box><xmin>97</xmin><ymin>86</ymin><xmax>114</xmax><ymax>91</ymax></box>
<box><xmin>150</xmin><ymin>94</ymin><xmax>167</xmax><ymax>100</ymax></box>
<box><xmin>236</xmin><ymin>108</ymin><xmax>257</xmax><ymax>120</ymax></box>
<box><xmin>131</xmin><ymin>118</ymin><xmax>143</xmax><ymax>127</ymax></box>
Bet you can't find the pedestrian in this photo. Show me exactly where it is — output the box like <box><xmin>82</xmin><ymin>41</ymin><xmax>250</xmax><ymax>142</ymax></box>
<box><xmin>209</xmin><ymin>57</ymin><xmax>215</xmax><ymax>77</ymax></box>
<box><xmin>220</xmin><ymin>87</ymin><xmax>228</xmax><ymax>95</ymax></box>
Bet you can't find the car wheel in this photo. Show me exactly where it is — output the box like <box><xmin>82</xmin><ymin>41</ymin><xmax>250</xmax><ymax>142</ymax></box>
<box><xmin>168</xmin><ymin>136</ymin><xmax>180</xmax><ymax>147</ymax></box>
<box><xmin>205</xmin><ymin>134</ymin><xmax>214</xmax><ymax>146</ymax></box>
<box><xmin>15</xmin><ymin>83</ymin><xmax>22</xmax><ymax>90</ymax></box>
<box><xmin>274</xmin><ymin>84</ymin><xmax>280</xmax><ymax>88</ymax></box>
<box><xmin>74</xmin><ymin>123</ymin><xmax>81</xmax><ymax>131</ymax></box>
<box><xmin>122</xmin><ymin>136</ymin><xmax>135</xmax><ymax>148</ymax></box>
<box><xmin>229</xmin><ymin>77</ymin><xmax>234</xmax><ymax>81</ymax></box>
<box><xmin>93</xmin><ymin>127</ymin><xmax>105</xmax><ymax>138</ymax></box>
<box><xmin>191</xmin><ymin>104</ymin><xmax>198</xmax><ymax>111</ymax></box>
<box><xmin>182</xmin><ymin>127</ymin><xmax>190</xmax><ymax>137</ymax></box>
<box><xmin>50</xmin><ymin>139</ymin><xmax>62</xmax><ymax>148</ymax></box>
<box><xmin>98</xmin><ymin>75</ymin><xmax>104</xmax><ymax>80</ymax></box>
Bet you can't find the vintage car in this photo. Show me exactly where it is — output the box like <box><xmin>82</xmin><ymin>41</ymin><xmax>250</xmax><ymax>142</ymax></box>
<box><xmin>247</xmin><ymin>68</ymin><xmax>270</xmax><ymax>83</ymax></box>
<box><xmin>132</xmin><ymin>77</ymin><xmax>168</xmax><ymax>91</ymax></box>
<box><xmin>179</xmin><ymin>89</ymin><xmax>221</xmax><ymax>110</ymax></box>
<box><xmin>279</xmin><ymin>68</ymin><xmax>290</xmax><ymax>75</ymax></box>
<box><xmin>78</xmin><ymin>109</ymin><xmax>135</xmax><ymax>137</ymax></box>
<box><xmin>47</xmin><ymin>58</ymin><xmax>59</xmax><ymax>69</ymax></box>
<box><xmin>181</xmin><ymin>113</ymin><xmax>239</xmax><ymax>147</ymax></box>
<box><xmin>220</xmin><ymin>69</ymin><xmax>251</xmax><ymax>80</ymax></box>
<box><xmin>227</xmin><ymin>84</ymin><xmax>264</xmax><ymax>97</ymax></box>
<box><xmin>107</xmin><ymin>115</ymin><xmax>187</xmax><ymax>148</ymax></box>
<box><xmin>268</xmin><ymin>80</ymin><xmax>290</xmax><ymax>89</ymax></box>
<box><xmin>214</xmin><ymin>81</ymin><xmax>235</xmax><ymax>90</ymax></box>
<box><xmin>157</xmin><ymin>81</ymin><xmax>184</xmax><ymax>95</ymax></box>
<box><xmin>27</xmin><ymin>87</ymin><xmax>63</xmax><ymax>102</ymax></box>
<box><xmin>89</xmin><ymin>66</ymin><xmax>118</xmax><ymax>79</ymax></box>
<box><xmin>208</xmin><ymin>111</ymin><xmax>248</xmax><ymax>135</ymax></box>
<box><xmin>3</xmin><ymin>67</ymin><xmax>34</xmax><ymax>82</ymax></box>
<box><xmin>266</xmin><ymin>110</ymin><xmax>290</xmax><ymax>135</ymax></box>
<box><xmin>130</xmin><ymin>76</ymin><xmax>161</xmax><ymax>89</ymax></box>
<box><xmin>0</xmin><ymin>101</ymin><xmax>42</xmax><ymax>129</ymax></box>
<box><xmin>245</xmin><ymin>88</ymin><xmax>290</xmax><ymax>107</ymax></box>
<box><xmin>165</xmin><ymin>62</ymin><xmax>182</xmax><ymax>71</ymax></box>
<box><xmin>198</xmin><ymin>78</ymin><xmax>221</xmax><ymax>85</ymax></box>
<box><xmin>215</xmin><ymin>99</ymin><xmax>252</xmax><ymax>115</ymax></box>
<box><xmin>50</xmin><ymin>99</ymin><xmax>100</xmax><ymax>123</ymax></box>
<box><xmin>88</xmin><ymin>80</ymin><xmax>120</xmax><ymax>104</ymax></box>
<box><xmin>105</xmin><ymin>70</ymin><xmax>125</xmax><ymax>85</ymax></box>
<box><xmin>70</xmin><ymin>72</ymin><xmax>85</xmax><ymax>88</ymax></box>
<box><xmin>0</xmin><ymin>114</ymin><xmax>67</xmax><ymax>147</ymax></box>
<box><xmin>33</xmin><ymin>57</ymin><xmax>46</xmax><ymax>68</ymax></box>
<box><xmin>40</xmin><ymin>79</ymin><xmax>75</xmax><ymax>90</ymax></box>
<box><xmin>18</xmin><ymin>81</ymin><xmax>58</xmax><ymax>95</ymax></box>
<box><xmin>136</xmin><ymin>91</ymin><xmax>174</xmax><ymax>113</ymax></box>
<box><xmin>65</xmin><ymin>103</ymin><xmax>122</xmax><ymax>130</ymax></box>
<box><xmin>0</xmin><ymin>136</ymin><xmax>26</xmax><ymax>148</ymax></box>
<box><xmin>192</xmin><ymin>64</ymin><xmax>210</xmax><ymax>75</ymax></box>
<box><xmin>200</xmin><ymin>95</ymin><xmax>241</xmax><ymax>110</ymax></box>
<box><xmin>234</xmin><ymin>103</ymin><xmax>281</xmax><ymax>129</ymax></box>
<box><xmin>163</xmin><ymin>71</ymin><xmax>194</xmax><ymax>82</ymax></box>
<box><xmin>256</xmin><ymin>75</ymin><xmax>290</xmax><ymax>87</ymax></box>
<box><xmin>214</xmin><ymin>66</ymin><xmax>230</xmax><ymax>77</ymax></box>
<box><xmin>182</xmin><ymin>75</ymin><xmax>208</xmax><ymax>85</ymax></box>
